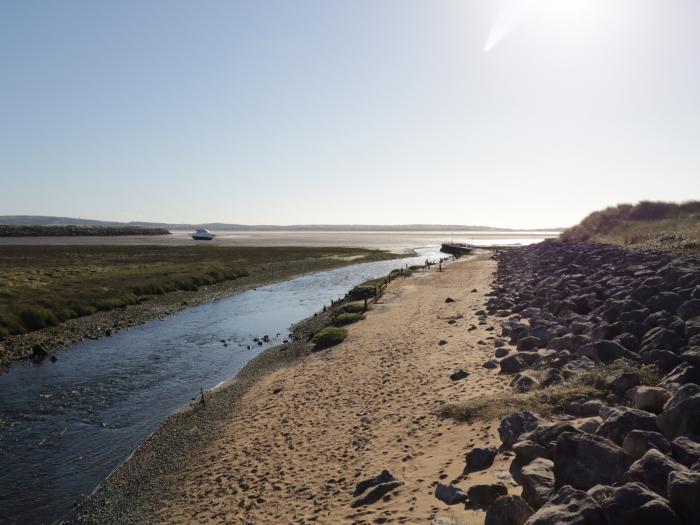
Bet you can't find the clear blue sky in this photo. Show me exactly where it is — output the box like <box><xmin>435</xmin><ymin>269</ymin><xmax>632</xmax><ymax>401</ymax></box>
<box><xmin>1</xmin><ymin>0</ymin><xmax>698</xmax><ymax>228</ymax></box>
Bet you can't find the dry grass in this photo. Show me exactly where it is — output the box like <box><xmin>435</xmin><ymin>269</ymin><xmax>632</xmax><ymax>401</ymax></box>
<box><xmin>440</xmin><ymin>362</ymin><xmax>660</xmax><ymax>422</ymax></box>
<box><xmin>562</xmin><ymin>200</ymin><xmax>700</xmax><ymax>255</ymax></box>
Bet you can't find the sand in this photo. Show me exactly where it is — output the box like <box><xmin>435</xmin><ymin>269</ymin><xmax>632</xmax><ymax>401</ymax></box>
<box><xmin>155</xmin><ymin>253</ymin><xmax>513</xmax><ymax>525</ymax></box>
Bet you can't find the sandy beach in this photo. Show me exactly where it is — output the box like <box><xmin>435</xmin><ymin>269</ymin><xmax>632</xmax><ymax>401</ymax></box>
<box><xmin>145</xmin><ymin>253</ymin><xmax>512</xmax><ymax>524</ymax></box>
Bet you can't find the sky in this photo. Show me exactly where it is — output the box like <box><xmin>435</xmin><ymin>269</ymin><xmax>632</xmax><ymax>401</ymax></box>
<box><xmin>1</xmin><ymin>0</ymin><xmax>699</xmax><ymax>229</ymax></box>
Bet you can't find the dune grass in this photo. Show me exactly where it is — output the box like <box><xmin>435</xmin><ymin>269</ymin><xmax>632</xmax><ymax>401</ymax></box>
<box><xmin>0</xmin><ymin>245</ymin><xmax>395</xmax><ymax>339</ymax></box>
<box><xmin>562</xmin><ymin>200</ymin><xmax>700</xmax><ymax>255</ymax></box>
<box><xmin>440</xmin><ymin>362</ymin><xmax>660</xmax><ymax>422</ymax></box>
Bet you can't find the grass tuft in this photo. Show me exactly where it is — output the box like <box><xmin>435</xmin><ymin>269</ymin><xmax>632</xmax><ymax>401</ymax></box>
<box><xmin>334</xmin><ymin>312</ymin><xmax>365</xmax><ymax>326</ymax></box>
<box><xmin>311</xmin><ymin>327</ymin><xmax>348</xmax><ymax>350</ymax></box>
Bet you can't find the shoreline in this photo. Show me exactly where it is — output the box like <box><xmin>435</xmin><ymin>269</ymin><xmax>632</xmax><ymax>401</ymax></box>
<box><xmin>65</xmin><ymin>266</ymin><xmax>413</xmax><ymax>524</ymax></box>
<box><xmin>0</xmin><ymin>250</ymin><xmax>407</xmax><ymax>374</ymax></box>
<box><xmin>69</xmin><ymin>253</ymin><xmax>500</xmax><ymax>524</ymax></box>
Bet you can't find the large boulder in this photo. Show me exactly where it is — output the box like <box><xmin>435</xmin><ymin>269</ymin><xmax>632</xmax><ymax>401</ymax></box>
<box><xmin>667</xmin><ymin>469</ymin><xmax>700</xmax><ymax>525</ymax></box>
<box><xmin>554</xmin><ymin>432</ymin><xmax>631</xmax><ymax>490</ymax></box>
<box><xmin>670</xmin><ymin>436</ymin><xmax>700</xmax><ymax>467</ymax></box>
<box><xmin>622</xmin><ymin>430</ymin><xmax>671</xmax><ymax>460</ymax></box>
<box><xmin>499</xmin><ymin>412</ymin><xmax>545</xmax><ymax>447</ymax></box>
<box><xmin>601</xmin><ymin>482</ymin><xmax>681</xmax><ymax>525</ymax></box>
<box><xmin>640</xmin><ymin>327</ymin><xmax>684</xmax><ymax>354</ymax></box>
<box><xmin>623</xmin><ymin>448</ymin><xmax>688</xmax><ymax>498</ymax></box>
<box><xmin>514</xmin><ymin>440</ymin><xmax>550</xmax><ymax>464</ymax></box>
<box><xmin>520</xmin><ymin>458</ymin><xmax>555</xmax><ymax>510</ymax></box>
<box><xmin>467</xmin><ymin>483</ymin><xmax>508</xmax><ymax>508</ymax></box>
<box><xmin>596</xmin><ymin>407</ymin><xmax>658</xmax><ymax>445</ymax></box>
<box><xmin>485</xmin><ymin>495</ymin><xmax>534</xmax><ymax>525</ymax></box>
<box><xmin>518</xmin><ymin>336</ymin><xmax>542</xmax><ymax>352</ymax></box>
<box><xmin>576</xmin><ymin>340</ymin><xmax>637</xmax><ymax>363</ymax></box>
<box><xmin>681</xmin><ymin>347</ymin><xmax>700</xmax><ymax>367</ymax></box>
<box><xmin>501</xmin><ymin>355</ymin><xmax>529</xmax><ymax>374</ymax></box>
<box><xmin>633</xmin><ymin>386</ymin><xmax>671</xmax><ymax>414</ymax></box>
<box><xmin>659</xmin><ymin>362</ymin><xmax>700</xmax><ymax>389</ymax></box>
<box><xmin>655</xmin><ymin>384</ymin><xmax>700</xmax><ymax>440</ymax></box>
<box><xmin>604</xmin><ymin>369</ymin><xmax>641</xmax><ymax>393</ymax></box>
<box><xmin>511</xmin><ymin>373</ymin><xmax>539</xmax><ymax>392</ymax></box>
<box><xmin>647</xmin><ymin>292</ymin><xmax>685</xmax><ymax>315</ymax></box>
<box><xmin>524</xmin><ymin>485</ymin><xmax>606</xmax><ymax>525</ymax></box>
<box><xmin>641</xmin><ymin>349</ymin><xmax>682</xmax><ymax>373</ymax></box>
<box><xmin>678</xmin><ymin>299</ymin><xmax>700</xmax><ymax>321</ymax></box>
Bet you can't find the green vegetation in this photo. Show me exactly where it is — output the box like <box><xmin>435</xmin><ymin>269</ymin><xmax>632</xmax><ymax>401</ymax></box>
<box><xmin>562</xmin><ymin>200</ymin><xmax>700</xmax><ymax>255</ymax></box>
<box><xmin>440</xmin><ymin>362</ymin><xmax>660</xmax><ymax>422</ymax></box>
<box><xmin>333</xmin><ymin>312</ymin><xmax>365</xmax><ymax>326</ymax></box>
<box><xmin>0</xmin><ymin>245</ymin><xmax>396</xmax><ymax>339</ymax></box>
<box><xmin>0</xmin><ymin>225</ymin><xmax>170</xmax><ymax>237</ymax></box>
<box><xmin>339</xmin><ymin>302</ymin><xmax>366</xmax><ymax>314</ymax></box>
<box><xmin>311</xmin><ymin>326</ymin><xmax>348</xmax><ymax>349</ymax></box>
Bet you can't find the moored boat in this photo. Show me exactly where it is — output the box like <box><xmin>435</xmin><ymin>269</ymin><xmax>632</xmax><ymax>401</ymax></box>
<box><xmin>191</xmin><ymin>229</ymin><xmax>216</xmax><ymax>240</ymax></box>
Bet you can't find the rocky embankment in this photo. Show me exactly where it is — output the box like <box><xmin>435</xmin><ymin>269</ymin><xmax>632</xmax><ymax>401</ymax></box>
<box><xmin>470</xmin><ymin>240</ymin><xmax>700</xmax><ymax>524</ymax></box>
<box><xmin>0</xmin><ymin>225</ymin><xmax>170</xmax><ymax>236</ymax></box>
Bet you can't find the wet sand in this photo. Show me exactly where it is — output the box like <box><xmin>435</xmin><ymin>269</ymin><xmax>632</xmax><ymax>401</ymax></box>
<box><xmin>150</xmin><ymin>253</ymin><xmax>513</xmax><ymax>524</ymax></box>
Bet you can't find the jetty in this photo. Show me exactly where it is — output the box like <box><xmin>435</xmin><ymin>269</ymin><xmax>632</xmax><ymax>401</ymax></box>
<box><xmin>440</xmin><ymin>243</ymin><xmax>475</xmax><ymax>256</ymax></box>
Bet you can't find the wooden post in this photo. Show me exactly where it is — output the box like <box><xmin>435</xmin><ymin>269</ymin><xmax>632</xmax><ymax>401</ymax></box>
<box><xmin>200</xmin><ymin>387</ymin><xmax>206</xmax><ymax>406</ymax></box>
<box><xmin>364</xmin><ymin>297</ymin><xmax>368</xmax><ymax>311</ymax></box>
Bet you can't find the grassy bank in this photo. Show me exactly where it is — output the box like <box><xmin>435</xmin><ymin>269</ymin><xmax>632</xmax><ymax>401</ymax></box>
<box><xmin>0</xmin><ymin>245</ymin><xmax>398</xmax><ymax>361</ymax></box>
<box><xmin>0</xmin><ymin>224</ymin><xmax>170</xmax><ymax>237</ymax></box>
<box><xmin>561</xmin><ymin>200</ymin><xmax>700</xmax><ymax>255</ymax></box>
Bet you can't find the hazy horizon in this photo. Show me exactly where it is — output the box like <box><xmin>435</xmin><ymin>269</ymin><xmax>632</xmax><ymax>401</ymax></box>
<box><xmin>2</xmin><ymin>0</ymin><xmax>699</xmax><ymax>228</ymax></box>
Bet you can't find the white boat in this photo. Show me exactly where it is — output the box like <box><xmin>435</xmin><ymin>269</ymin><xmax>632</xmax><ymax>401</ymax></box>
<box><xmin>191</xmin><ymin>229</ymin><xmax>215</xmax><ymax>240</ymax></box>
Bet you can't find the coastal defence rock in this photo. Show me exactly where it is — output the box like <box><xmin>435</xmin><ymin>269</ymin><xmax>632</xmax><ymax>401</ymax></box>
<box><xmin>524</xmin><ymin>485</ymin><xmax>606</xmax><ymax>525</ymax></box>
<box><xmin>623</xmin><ymin>448</ymin><xmax>688</xmax><ymax>498</ymax></box>
<box><xmin>499</xmin><ymin>412</ymin><xmax>545</xmax><ymax>448</ymax></box>
<box><xmin>484</xmin><ymin>495</ymin><xmax>534</xmax><ymax>525</ymax></box>
<box><xmin>553</xmin><ymin>432</ymin><xmax>631</xmax><ymax>490</ymax></box>
<box><xmin>465</xmin><ymin>446</ymin><xmax>497</xmax><ymax>471</ymax></box>
<box><xmin>434</xmin><ymin>483</ymin><xmax>468</xmax><ymax>505</ymax></box>
<box><xmin>601</xmin><ymin>482</ymin><xmax>681</xmax><ymax>525</ymax></box>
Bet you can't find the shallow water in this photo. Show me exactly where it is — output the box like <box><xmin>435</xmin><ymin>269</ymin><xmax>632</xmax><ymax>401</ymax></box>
<box><xmin>0</xmin><ymin>247</ymin><xmax>457</xmax><ymax>525</ymax></box>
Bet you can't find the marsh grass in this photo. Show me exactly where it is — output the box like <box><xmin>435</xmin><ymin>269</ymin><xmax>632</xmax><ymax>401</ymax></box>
<box><xmin>0</xmin><ymin>245</ymin><xmax>394</xmax><ymax>338</ymax></box>
<box><xmin>440</xmin><ymin>362</ymin><xmax>661</xmax><ymax>422</ymax></box>
<box><xmin>333</xmin><ymin>312</ymin><xmax>365</xmax><ymax>326</ymax></box>
<box><xmin>311</xmin><ymin>327</ymin><xmax>348</xmax><ymax>349</ymax></box>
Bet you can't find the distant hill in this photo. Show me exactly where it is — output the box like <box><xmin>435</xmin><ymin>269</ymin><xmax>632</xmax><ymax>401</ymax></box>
<box><xmin>0</xmin><ymin>216</ymin><xmax>563</xmax><ymax>232</ymax></box>
<box><xmin>0</xmin><ymin>225</ymin><xmax>170</xmax><ymax>237</ymax></box>
<box><xmin>561</xmin><ymin>200</ymin><xmax>700</xmax><ymax>255</ymax></box>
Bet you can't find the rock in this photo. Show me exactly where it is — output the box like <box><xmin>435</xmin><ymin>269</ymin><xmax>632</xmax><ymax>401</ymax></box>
<box><xmin>622</xmin><ymin>430</ymin><xmax>671</xmax><ymax>460</ymax></box>
<box><xmin>520</xmin><ymin>458</ymin><xmax>555</xmax><ymax>510</ymax></box>
<box><xmin>353</xmin><ymin>469</ymin><xmax>396</xmax><ymax>496</ymax></box>
<box><xmin>633</xmin><ymin>386</ymin><xmax>671</xmax><ymax>414</ymax></box>
<box><xmin>518</xmin><ymin>336</ymin><xmax>542</xmax><ymax>352</ymax></box>
<box><xmin>613</xmin><ymin>332</ymin><xmax>640</xmax><ymax>351</ymax></box>
<box><xmin>540</xmin><ymin>368</ymin><xmax>563</xmax><ymax>388</ymax></box>
<box><xmin>524</xmin><ymin>485</ymin><xmax>606</xmax><ymax>525</ymax></box>
<box><xmin>624</xmin><ymin>448</ymin><xmax>688</xmax><ymax>497</ymax></box>
<box><xmin>561</xmin><ymin>357</ymin><xmax>596</xmax><ymax>378</ymax></box>
<box><xmin>523</xmin><ymin>422</ymin><xmax>582</xmax><ymax>449</ymax></box>
<box><xmin>655</xmin><ymin>384</ymin><xmax>700</xmax><ymax>440</ymax></box>
<box><xmin>511</xmin><ymin>373</ymin><xmax>539</xmax><ymax>392</ymax></box>
<box><xmin>514</xmin><ymin>440</ymin><xmax>550</xmax><ymax>464</ymax></box>
<box><xmin>467</xmin><ymin>483</ymin><xmax>508</xmax><ymax>507</ymax></box>
<box><xmin>640</xmin><ymin>327</ymin><xmax>684</xmax><ymax>354</ymax></box>
<box><xmin>596</xmin><ymin>407</ymin><xmax>658</xmax><ymax>445</ymax></box>
<box><xmin>641</xmin><ymin>349</ymin><xmax>682</xmax><ymax>373</ymax></box>
<box><xmin>500</xmin><ymin>355</ymin><xmax>528</xmax><ymax>374</ymax></box>
<box><xmin>351</xmin><ymin>471</ymin><xmax>403</xmax><ymax>507</ymax></box>
<box><xmin>578</xmin><ymin>418</ymin><xmax>601</xmax><ymax>434</ymax></box>
<box><xmin>499</xmin><ymin>412</ymin><xmax>545</xmax><ymax>447</ymax></box>
<box><xmin>601</xmin><ymin>482</ymin><xmax>681</xmax><ymax>525</ymax></box>
<box><xmin>659</xmin><ymin>362</ymin><xmax>700</xmax><ymax>389</ymax></box>
<box><xmin>604</xmin><ymin>369</ymin><xmax>641</xmax><ymax>393</ymax></box>
<box><xmin>485</xmin><ymin>495</ymin><xmax>534</xmax><ymax>525</ymax></box>
<box><xmin>576</xmin><ymin>340</ymin><xmax>636</xmax><ymax>363</ymax></box>
<box><xmin>438</xmin><ymin>340</ymin><xmax>448</xmax><ymax>346</ymax></box>
<box><xmin>449</xmin><ymin>369</ymin><xmax>469</xmax><ymax>381</ymax></box>
<box><xmin>434</xmin><ymin>483</ymin><xmax>468</xmax><ymax>505</ymax></box>
<box><xmin>647</xmin><ymin>292</ymin><xmax>685</xmax><ymax>315</ymax></box>
<box><xmin>554</xmin><ymin>432</ymin><xmax>631</xmax><ymax>490</ymax></box>
<box><xmin>678</xmin><ymin>299</ymin><xmax>700</xmax><ymax>320</ymax></box>
<box><xmin>31</xmin><ymin>344</ymin><xmax>48</xmax><ymax>360</ymax></box>
<box><xmin>681</xmin><ymin>347</ymin><xmax>700</xmax><ymax>367</ymax></box>
<box><xmin>445</xmin><ymin>297</ymin><xmax>456</xmax><ymax>303</ymax></box>
<box><xmin>483</xmin><ymin>359</ymin><xmax>498</xmax><ymax>369</ymax></box>
<box><xmin>586</xmin><ymin>484</ymin><xmax>614</xmax><ymax>505</ymax></box>
<box><xmin>495</xmin><ymin>347</ymin><xmax>510</xmax><ymax>358</ymax></box>
<box><xmin>670</xmin><ymin>436</ymin><xmax>700</xmax><ymax>467</ymax></box>
<box><xmin>466</xmin><ymin>446</ymin><xmax>497</xmax><ymax>471</ymax></box>
<box><xmin>667</xmin><ymin>469</ymin><xmax>700</xmax><ymax>524</ymax></box>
